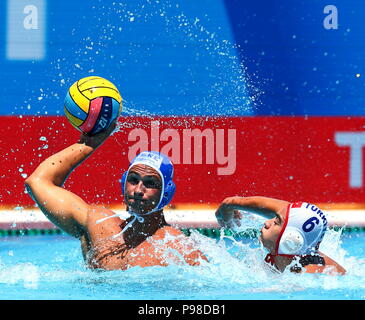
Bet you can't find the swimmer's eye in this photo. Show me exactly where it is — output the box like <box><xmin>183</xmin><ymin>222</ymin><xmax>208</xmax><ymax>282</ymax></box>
<box><xmin>127</xmin><ymin>174</ymin><xmax>161</xmax><ymax>189</ymax></box>
<box><xmin>274</xmin><ymin>215</ymin><xmax>282</xmax><ymax>225</ymax></box>
<box><xmin>127</xmin><ymin>175</ymin><xmax>140</xmax><ymax>185</ymax></box>
<box><xmin>142</xmin><ymin>178</ymin><xmax>162</xmax><ymax>189</ymax></box>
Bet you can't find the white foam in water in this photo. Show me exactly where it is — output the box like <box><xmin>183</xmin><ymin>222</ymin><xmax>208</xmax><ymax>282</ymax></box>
<box><xmin>9</xmin><ymin>0</ymin><xmax>365</xmax><ymax>299</ymax></box>
<box><xmin>320</xmin><ymin>227</ymin><xmax>347</xmax><ymax>263</ymax></box>
<box><xmin>1</xmin><ymin>226</ymin><xmax>365</xmax><ymax>299</ymax></box>
<box><xmin>164</xmin><ymin>219</ymin><xmax>365</xmax><ymax>296</ymax></box>
<box><xmin>0</xmin><ymin>262</ymin><xmax>40</xmax><ymax>289</ymax></box>
<box><xmin>227</xmin><ymin>210</ymin><xmax>266</xmax><ymax>234</ymax></box>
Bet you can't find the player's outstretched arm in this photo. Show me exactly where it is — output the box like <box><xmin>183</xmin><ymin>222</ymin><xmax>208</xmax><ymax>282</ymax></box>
<box><xmin>215</xmin><ymin>196</ymin><xmax>290</xmax><ymax>228</ymax></box>
<box><xmin>25</xmin><ymin>123</ymin><xmax>116</xmax><ymax>238</ymax></box>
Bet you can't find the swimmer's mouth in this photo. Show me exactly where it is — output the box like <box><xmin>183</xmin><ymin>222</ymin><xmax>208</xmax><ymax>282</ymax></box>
<box><xmin>126</xmin><ymin>196</ymin><xmax>156</xmax><ymax>212</ymax></box>
<box><xmin>258</xmin><ymin>228</ymin><xmax>264</xmax><ymax>242</ymax></box>
<box><xmin>259</xmin><ymin>227</ymin><xmax>264</xmax><ymax>236</ymax></box>
<box><xmin>128</xmin><ymin>198</ymin><xmax>145</xmax><ymax>204</ymax></box>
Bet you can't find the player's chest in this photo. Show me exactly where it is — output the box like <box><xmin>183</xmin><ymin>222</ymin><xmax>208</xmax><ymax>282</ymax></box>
<box><xmin>121</xmin><ymin>239</ymin><xmax>170</xmax><ymax>269</ymax></box>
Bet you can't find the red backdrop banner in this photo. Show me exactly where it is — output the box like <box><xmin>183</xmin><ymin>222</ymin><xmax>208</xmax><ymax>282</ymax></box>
<box><xmin>1</xmin><ymin>116</ymin><xmax>364</xmax><ymax>208</ymax></box>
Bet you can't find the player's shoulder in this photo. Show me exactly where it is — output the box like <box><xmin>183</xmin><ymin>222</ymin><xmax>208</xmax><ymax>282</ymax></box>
<box><xmin>86</xmin><ymin>206</ymin><xmax>125</xmax><ymax>226</ymax></box>
<box><xmin>302</xmin><ymin>253</ymin><xmax>346</xmax><ymax>275</ymax></box>
<box><xmin>162</xmin><ymin>224</ymin><xmax>185</xmax><ymax>236</ymax></box>
<box><xmin>151</xmin><ymin>224</ymin><xmax>186</xmax><ymax>240</ymax></box>
<box><xmin>84</xmin><ymin>205</ymin><xmax>127</xmax><ymax>243</ymax></box>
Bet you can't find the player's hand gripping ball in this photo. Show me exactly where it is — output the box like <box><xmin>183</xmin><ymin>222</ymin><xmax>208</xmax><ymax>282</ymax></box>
<box><xmin>64</xmin><ymin>76</ymin><xmax>122</xmax><ymax>135</ymax></box>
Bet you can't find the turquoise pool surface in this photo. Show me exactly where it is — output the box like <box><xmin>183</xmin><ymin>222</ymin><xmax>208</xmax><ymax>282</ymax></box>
<box><xmin>1</xmin><ymin>229</ymin><xmax>364</xmax><ymax>300</ymax></box>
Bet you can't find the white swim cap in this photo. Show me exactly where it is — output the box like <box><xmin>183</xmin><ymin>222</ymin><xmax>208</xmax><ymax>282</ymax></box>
<box><xmin>276</xmin><ymin>202</ymin><xmax>328</xmax><ymax>256</ymax></box>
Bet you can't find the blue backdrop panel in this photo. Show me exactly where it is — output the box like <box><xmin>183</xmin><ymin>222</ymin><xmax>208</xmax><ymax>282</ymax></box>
<box><xmin>1</xmin><ymin>0</ymin><xmax>250</xmax><ymax>116</ymax></box>
<box><xmin>224</xmin><ymin>0</ymin><xmax>365</xmax><ymax>115</ymax></box>
<box><xmin>0</xmin><ymin>1</ymin><xmax>364</xmax><ymax>116</ymax></box>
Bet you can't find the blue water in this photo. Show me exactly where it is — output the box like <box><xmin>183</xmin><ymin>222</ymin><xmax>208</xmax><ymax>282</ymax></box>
<box><xmin>1</xmin><ymin>229</ymin><xmax>365</xmax><ymax>300</ymax></box>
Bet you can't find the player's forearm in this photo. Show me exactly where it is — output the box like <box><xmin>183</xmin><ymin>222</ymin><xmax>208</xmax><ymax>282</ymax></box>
<box><xmin>228</xmin><ymin>196</ymin><xmax>286</xmax><ymax>209</ymax></box>
<box><xmin>26</xmin><ymin>142</ymin><xmax>95</xmax><ymax>187</ymax></box>
<box><xmin>243</xmin><ymin>196</ymin><xmax>289</xmax><ymax>213</ymax></box>
<box><xmin>26</xmin><ymin>121</ymin><xmax>116</xmax><ymax>188</ymax></box>
<box><xmin>218</xmin><ymin>196</ymin><xmax>288</xmax><ymax>219</ymax></box>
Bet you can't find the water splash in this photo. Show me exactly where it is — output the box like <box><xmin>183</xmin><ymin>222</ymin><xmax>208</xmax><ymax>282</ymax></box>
<box><xmin>2</xmin><ymin>229</ymin><xmax>365</xmax><ymax>299</ymax></box>
<box><xmin>40</xmin><ymin>0</ymin><xmax>260</xmax><ymax>118</ymax></box>
<box><xmin>0</xmin><ymin>262</ymin><xmax>40</xmax><ymax>289</ymax></box>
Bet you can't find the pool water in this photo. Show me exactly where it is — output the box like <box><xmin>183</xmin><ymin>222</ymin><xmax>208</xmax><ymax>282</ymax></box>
<box><xmin>1</xmin><ymin>229</ymin><xmax>365</xmax><ymax>300</ymax></box>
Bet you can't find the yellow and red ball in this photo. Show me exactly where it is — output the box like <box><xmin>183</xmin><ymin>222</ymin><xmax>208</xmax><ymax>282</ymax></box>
<box><xmin>64</xmin><ymin>76</ymin><xmax>122</xmax><ymax>134</ymax></box>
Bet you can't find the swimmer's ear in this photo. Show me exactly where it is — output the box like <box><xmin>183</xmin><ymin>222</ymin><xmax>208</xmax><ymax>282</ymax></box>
<box><xmin>279</xmin><ymin>228</ymin><xmax>305</xmax><ymax>255</ymax></box>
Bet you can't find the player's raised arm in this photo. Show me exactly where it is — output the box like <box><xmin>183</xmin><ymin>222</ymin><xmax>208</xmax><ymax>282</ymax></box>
<box><xmin>215</xmin><ymin>196</ymin><xmax>289</xmax><ymax>228</ymax></box>
<box><xmin>25</xmin><ymin>123</ymin><xmax>116</xmax><ymax>238</ymax></box>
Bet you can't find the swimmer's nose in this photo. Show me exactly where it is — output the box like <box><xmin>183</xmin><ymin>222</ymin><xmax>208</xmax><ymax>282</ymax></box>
<box><xmin>134</xmin><ymin>180</ymin><xmax>146</xmax><ymax>195</ymax></box>
<box><xmin>263</xmin><ymin>220</ymin><xmax>271</xmax><ymax>229</ymax></box>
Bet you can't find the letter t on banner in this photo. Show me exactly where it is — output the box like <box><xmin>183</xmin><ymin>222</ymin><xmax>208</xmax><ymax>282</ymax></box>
<box><xmin>335</xmin><ymin>132</ymin><xmax>365</xmax><ymax>188</ymax></box>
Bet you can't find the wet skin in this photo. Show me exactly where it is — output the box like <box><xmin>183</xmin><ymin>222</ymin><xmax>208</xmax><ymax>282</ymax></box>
<box><xmin>124</xmin><ymin>164</ymin><xmax>162</xmax><ymax>215</ymax></box>
<box><xmin>215</xmin><ymin>196</ymin><xmax>346</xmax><ymax>274</ymax></box>
<box><xmin>81</xmin><ymin>164</ymin><xmax>207</xmax><ymax>270</ymax></box>
<box><xmin>259</xmin><ymin>207</ymin><xmax>287</xmax><ymax>252</ymax></box>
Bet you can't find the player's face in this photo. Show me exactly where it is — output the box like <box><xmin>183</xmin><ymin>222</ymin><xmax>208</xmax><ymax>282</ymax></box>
<box><xmin>259</xmin><ymin>209</ymin><xmax>286</xmax><ymax>252</ymax></box>
<box><xmin>124</xmin><ymin>164</ymin><xmax>162</xmax><ymax>214</ymax></box>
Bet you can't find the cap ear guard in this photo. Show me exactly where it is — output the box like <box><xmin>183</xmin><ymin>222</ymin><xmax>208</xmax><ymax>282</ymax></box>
<box><xmin>157</xmin><ymin>180</ymin><xmax>176</xmax><ymax>210</ymax></box>
<box><xmin>121</xmin><ymin>171</ymin><xmax>128</xmax><ymax>195</ymax></box>
<box><xmin>278</xmin><ymin>227</ymin><xmax>305</xmax><ymax>255</ymax></box>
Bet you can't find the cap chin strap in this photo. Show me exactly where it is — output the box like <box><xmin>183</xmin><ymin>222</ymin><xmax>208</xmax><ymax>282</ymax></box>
<box><xmin>98</xmin><ymin>164</ymin><xmax>166</xmax><ymax>238</ymax></box>
<box><xmin>265</xmin><ymin>253</ymin><xmax>297</xmax><ymax>267</ymax></box>
<box><xmin>96</xmin><ymin>206</ymin><xmax>161</xmax><ymax>239</ymax></box>
<box><xmin>265</xmin><ymin>228</ymin><xmax>306</xmax><ymax>268</ymax></box>
<box><xmin>264</xmin><ymin>204</ymin><xmax>300</xmax><ymax>267</ymax></box>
